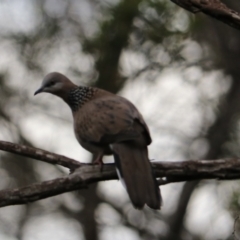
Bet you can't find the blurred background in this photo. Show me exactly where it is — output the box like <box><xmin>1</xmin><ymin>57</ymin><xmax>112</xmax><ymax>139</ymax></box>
<box><xmin>0</xmin><ymin>0</ymin><xmax>239</xmax><ymax>239</ymax></box>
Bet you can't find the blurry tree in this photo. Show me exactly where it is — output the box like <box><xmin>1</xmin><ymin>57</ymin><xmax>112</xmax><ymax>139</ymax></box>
<box><xmin>0</xmin><ymin>0</ymin><xmax>240</xmax><ymax>240</ymax></box>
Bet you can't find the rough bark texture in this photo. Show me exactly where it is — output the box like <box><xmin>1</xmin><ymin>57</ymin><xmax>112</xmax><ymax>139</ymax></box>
<box><xmin>0</xmin><ymin>141</ymin><xmax>81</xmax><ymax>169</ymax></box>
<box><xmin>171</xmin><ymin>0</ymin><xmax>240</xmax><ymax>30</ymax></box>
<box><xmin>1</xmin><ymin>141</ymin><xmax>240</xmax><ymax>208</ymax></box>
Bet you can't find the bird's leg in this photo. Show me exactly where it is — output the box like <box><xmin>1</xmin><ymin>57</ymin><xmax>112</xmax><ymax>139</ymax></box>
<box><xmin>93</xmin><ymin>154</ymin><xmax>103</xmax><ymax>165</ymax></box>
<box><xmin>93</xmin><ymin>152</ymin><xmax>104</xmax><ymax>171</ymax></box>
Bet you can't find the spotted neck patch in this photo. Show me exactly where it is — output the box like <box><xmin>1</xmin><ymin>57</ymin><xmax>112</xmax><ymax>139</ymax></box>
<box><xmin>68</xmin><ymin>86</ymin><xmax>96</xmax><ymax>111</ymax></box>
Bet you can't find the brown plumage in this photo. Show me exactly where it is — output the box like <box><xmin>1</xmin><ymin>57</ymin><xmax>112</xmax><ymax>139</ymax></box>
<box><xmin>34</xmin><ymin>72</ymin><xmax>161</xmax><ymax>209</ymax></box>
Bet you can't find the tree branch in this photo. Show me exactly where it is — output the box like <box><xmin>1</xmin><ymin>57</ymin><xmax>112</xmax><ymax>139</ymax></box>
<box><xmin>0</xmin><ymin>140</ymin><xmax>240</xmax><ymax>208</ymax></box>
<box><xmin>0</xmin><ymin>141</ymin><xmax>81</xmax><ymax>170</ymax></box>
<box><xmin>171</xmin><ymin>0</ymin><xmax>240</xmax><ymax>30</ymax></box>
<box><xmin>153</xmin><ymin>159</ymin><xmax>240</xmax><ymax>184</ymax></box>
<box><xmin>0</xmin><ymin>164</ymin><xmax>116</xmax><ymax>207</ymax></box>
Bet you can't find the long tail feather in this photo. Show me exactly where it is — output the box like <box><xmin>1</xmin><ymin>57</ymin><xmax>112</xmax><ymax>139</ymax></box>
<box><xmin>112</xmin><ymin>143</ymin><xmax>161</xmax><ymax>209</ymax></box>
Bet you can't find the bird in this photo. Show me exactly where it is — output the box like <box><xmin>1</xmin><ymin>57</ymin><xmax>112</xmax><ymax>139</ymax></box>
<box><xmin>34</xmin><ymin>72</ymin><xmax>161</xmax><ymax>209</ymax></box>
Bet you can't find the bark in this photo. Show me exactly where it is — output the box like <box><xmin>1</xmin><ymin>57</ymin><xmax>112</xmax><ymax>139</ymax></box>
<box><xmin>1</xmin><ymin>141</ymin><xmax>240</xmax><ymax>208</ymax></box>
<box><xmin>171</xmin><ymin>0</ymin><xmax>240</xmax><ymax>30</ymax></box>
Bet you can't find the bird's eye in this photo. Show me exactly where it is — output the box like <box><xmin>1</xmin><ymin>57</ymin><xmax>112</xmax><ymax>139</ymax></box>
<box><xmin>47</xmin><ymin>81</ymin><xmax>55</xmax><ymax>87</ymax></box>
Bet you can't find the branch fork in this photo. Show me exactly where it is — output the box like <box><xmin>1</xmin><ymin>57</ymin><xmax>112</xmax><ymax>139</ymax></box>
<box><xmin>0</xmin><ymin>140</ymin><xmax>240</xmax><ymax>207</ymax></box>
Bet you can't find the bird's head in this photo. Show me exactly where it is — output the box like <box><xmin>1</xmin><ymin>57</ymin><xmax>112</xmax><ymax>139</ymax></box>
<box><xmin>34</xmin><ymin>72</ymin><xmax>76</xmax><ymax>97</ymax></box>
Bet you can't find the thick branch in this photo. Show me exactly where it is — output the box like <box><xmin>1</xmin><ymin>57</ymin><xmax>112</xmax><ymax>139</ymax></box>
<box><xmin>153</xmin><ymin>159</ymin><xmax>240</xmax><ymax>184</ymax></box>
<box><xmin>0</xmin><ymin>164</ymin><xmax>116</xmax><ymax>207</ymax></box>
<box><xmin>1</xmin><ymin>159</ymin><xmax>240</xmax><ymax>207</ymax></box>
<box><xmin>171</xmin><ymin>0</ymin><xmax>240</xmax><ymax>30</ymax></box>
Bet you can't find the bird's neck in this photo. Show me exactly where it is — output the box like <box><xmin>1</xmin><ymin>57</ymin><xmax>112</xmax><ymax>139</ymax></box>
<box><xmin>65</xmin><ymin>86</ymin><xmax>97</xmax><ymax>111</ymax></box>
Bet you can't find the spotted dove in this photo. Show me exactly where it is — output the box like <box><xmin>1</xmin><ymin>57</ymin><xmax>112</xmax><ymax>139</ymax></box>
<box><xmin>34</xmin><ymin>72</ymin><xmax>161</xmax><ymax>209</ymax></box>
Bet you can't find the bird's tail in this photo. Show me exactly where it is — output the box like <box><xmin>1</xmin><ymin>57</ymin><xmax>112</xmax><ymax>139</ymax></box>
<box><xmin>112</xmin><ymin>142</ymin><xmax>161</xmax><ymax>209</ymax></box>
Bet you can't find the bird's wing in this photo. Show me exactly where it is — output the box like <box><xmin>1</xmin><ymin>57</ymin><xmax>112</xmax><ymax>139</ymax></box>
<box><xmin>73</xmin><ymin>95</ymin><xmax>151</xmax><ymax>146</ymax></box>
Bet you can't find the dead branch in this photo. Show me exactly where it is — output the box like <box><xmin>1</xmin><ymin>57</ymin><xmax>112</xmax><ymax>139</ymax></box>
<box><xmin>1</xmin><ymin>141</ymin><xmax>240</xmax><ymax>207</ymax></box>
<box><xmin>171</xmin><ymin>0</ymin><xmax>240</xmax><ymax>30</ymax></box>
<box><xmin>0</xmin><ymin>164</ymin><xmax>117</xmax><ymax>207</ymax></box>
<box><xmin>0</xmin><ymin>141</ymin><xmax>81</xmax><ymax>170</ymax></box>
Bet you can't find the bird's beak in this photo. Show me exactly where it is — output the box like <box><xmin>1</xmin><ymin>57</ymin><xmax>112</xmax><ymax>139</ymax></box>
<box><xmin>34</xmin><ymin>87</ymin><xmax>44</xmax><ymax>96</ymax></box>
